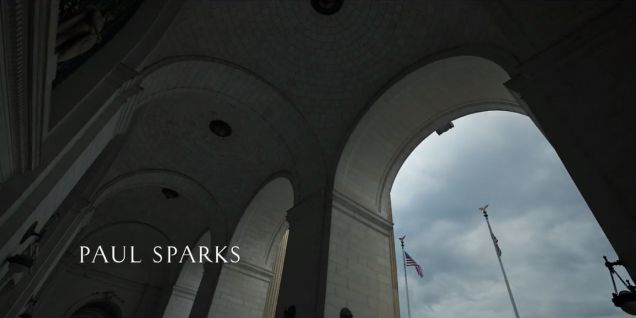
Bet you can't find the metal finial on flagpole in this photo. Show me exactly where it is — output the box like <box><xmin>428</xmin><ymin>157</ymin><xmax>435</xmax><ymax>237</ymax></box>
<box><xmin>480</xmin><ymin>204</ymin><xmax>489</xmax><ymax>218</ymax></box>
<box><xmin>480</xmin><ymin>205</ymin><xmax>521</xmax><ymax>318</ymax></box>
<box><xmin>399</xmin><ymin>235</ymin><xmax>412</xmax><ymax>318</ymax></box>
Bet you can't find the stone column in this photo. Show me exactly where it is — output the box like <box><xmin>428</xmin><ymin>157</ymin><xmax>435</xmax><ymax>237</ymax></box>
<box><xmin>188</xmin><ymin>262</ymin><xmax>223</xmax><ymax>318</ymax></box>
<box><xmin>0</xmin><ymin>201</ymin><xmax>94</xmax><ymax>318</ymax></box>
<box><xmin>505</xmin><ymin>3</ymin><xmax>636</xmax><ymax>276</ymax></box>
<box><xmin>275</xmin><ymin>190</ymin><xmax>330</xmax><ymax>318</ymax></box>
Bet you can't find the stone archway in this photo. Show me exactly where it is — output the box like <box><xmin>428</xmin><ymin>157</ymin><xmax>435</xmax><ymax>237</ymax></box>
<box><xmin>335</xmin><ymin>55</ymin><xmax>524</xmax><ymax>216</ymax></box>
<box><xmin>207</xmin><ymin>176</ymin><xmax>294</xmax><ymax>317</ymax></box>
<box><xmin>328</xmin><ymin>55</ymin><xmax>531</xmax><ymax>317</ymax></box>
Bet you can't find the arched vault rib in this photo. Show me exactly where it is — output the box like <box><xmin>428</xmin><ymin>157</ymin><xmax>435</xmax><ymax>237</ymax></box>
<box><xmin>120</xmin><ymin>57</ymin><xmax>327</xmax><ymax>200</ymax></box>
<box><xmin>334</xmin><ymin>55</ymin><xmax>525</xmax><ymax>217</ymax></box>
<box><xmin>91</xmin><ymin>169</ymin><xmax>228</xmax><ymax>246</ymax></box>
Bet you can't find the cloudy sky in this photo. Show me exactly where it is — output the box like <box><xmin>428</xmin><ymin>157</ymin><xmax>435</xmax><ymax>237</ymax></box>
<box><xmin>391</xmin><ymin>111</ymin><xmax>625</xmax><ymax>318</ymax></box>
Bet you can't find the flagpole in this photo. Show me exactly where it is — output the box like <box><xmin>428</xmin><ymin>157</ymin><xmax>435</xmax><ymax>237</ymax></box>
<box><xmin>399</xmin><ymin>236</ymin><xmax>412</xmax><ymax>318</ymax></box>
<box><xmin>481</xmin><ymin>205</ymin><xmax>521</xmax><ymax>318</ymax></box>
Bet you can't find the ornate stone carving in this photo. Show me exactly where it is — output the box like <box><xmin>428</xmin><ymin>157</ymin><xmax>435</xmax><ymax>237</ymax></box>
<box><xmin>53</xmin><ymin>0</ymin><xmax>145</xmax><ymax>87</ymax></box>
<box><xmin>55</xmin><ymin>7</ymin><xmax>114</xmax><ymax>63</ymax></box>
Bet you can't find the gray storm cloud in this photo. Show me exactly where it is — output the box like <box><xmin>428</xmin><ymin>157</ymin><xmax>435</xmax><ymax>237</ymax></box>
<box><xmin>391</xmin><ymin>111</ymin><xmax>623</xmax><ymax>318</ymax></box>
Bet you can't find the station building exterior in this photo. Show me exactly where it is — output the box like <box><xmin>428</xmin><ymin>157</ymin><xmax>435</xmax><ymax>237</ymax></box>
<box><xmin>0</xmin><ymin>1</ymin><xmax>635</xmax><ymax>317</ymax></box>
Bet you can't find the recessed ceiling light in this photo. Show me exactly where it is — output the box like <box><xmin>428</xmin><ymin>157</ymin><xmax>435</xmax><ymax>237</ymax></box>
<box><xmin>161</xmin><ymin>188</ymin><xmax>179</xmax><ymax>199</ymax></box>
<box><xmin>311</xmin><ymin>0</ymin><xmax>344</xmax><ymax>16</ymax></box>
<box><xmin>209</xmin><ymin>120</ymin><xmax>232</xmax><ymax>137</ymax></box>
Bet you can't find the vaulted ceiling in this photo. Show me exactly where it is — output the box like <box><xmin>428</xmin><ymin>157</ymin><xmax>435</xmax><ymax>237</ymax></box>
<box><xmin>94</xmin><ymin>0</ymin><xmax>617</xmax><ymax>249</ymax></box>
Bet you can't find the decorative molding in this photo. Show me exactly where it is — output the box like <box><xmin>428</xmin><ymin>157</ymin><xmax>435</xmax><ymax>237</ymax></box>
<box><xmin>225</xmin><ymin>261</ymin><xmax>273</xmax><ymax>283</ymax></box>
<box><xmin>332</xmin><ymin>190</ymin><xmax>394</xmax><ymax>233</ymax></box>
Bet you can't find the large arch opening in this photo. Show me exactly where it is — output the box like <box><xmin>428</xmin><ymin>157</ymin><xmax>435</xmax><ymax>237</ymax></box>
<box><xmin>328</xmin><ymin>54</ymin><xmax>623</xmax><ymax>317</ymax></box>
<box><xmin>391</xmin><ymin>111</ymin><xmax>620</xmax><ymax>317</ymax></box>
<box><xmin>334</xmin><ymin>55</ymin><xmax>523</xmax><ymax>217</ymax></box>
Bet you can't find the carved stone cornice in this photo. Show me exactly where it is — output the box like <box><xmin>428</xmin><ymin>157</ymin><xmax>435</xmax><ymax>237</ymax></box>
<box><xmin>332</xmin><ymin>189</ymin><xmax>394</xmax><ymax>234</ymax></box>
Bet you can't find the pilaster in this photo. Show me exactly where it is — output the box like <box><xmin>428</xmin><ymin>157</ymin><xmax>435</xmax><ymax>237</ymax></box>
<box><xmin>325</xmin><ymin>190</ymin><xmax>395</xmax><ymax>318</ymax></box>
<box><xmin>263</xmin><ymin>229</ymin><xmax>289</xmax><ymax>318</ymax></box>
<box><xmin>276</xmin><ymin>190</ymin><xmax>330</xmax><ymax>318</ymax></box>
<box><xmin>0</xmin><ymin>0</ymin><xmax>58</xmax><ymax>182</ymax></box>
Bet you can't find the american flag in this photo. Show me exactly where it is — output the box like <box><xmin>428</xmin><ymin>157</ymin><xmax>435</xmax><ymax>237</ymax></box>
<box><xmin>491</xmin><ymin>233</ymin><xmax>502</xmax><ymax>257</ymax></box>
<box><xmin>405</xmin><ymin>252</ymin><xmax>423</xmax><ymax>278</ymax></box>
